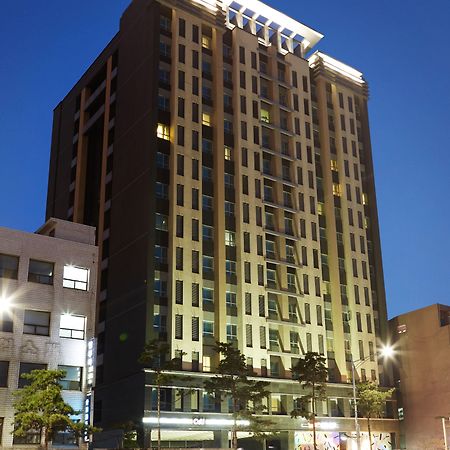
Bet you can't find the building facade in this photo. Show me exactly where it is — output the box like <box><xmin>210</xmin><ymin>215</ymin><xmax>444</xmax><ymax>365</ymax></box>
<box><xmin>0</xmin><ymin>219</ymin><xmax>98</xmax><ymax>448</ymax></box>
<box><xmin>45</xmin><ymin>0</ymin><xmax>396</xmax><ymax>448</ymax></box>
<box><xmin>389</xmin><ymin>304</ymin><xmax>450</xmax><ymax>450</ymax></box>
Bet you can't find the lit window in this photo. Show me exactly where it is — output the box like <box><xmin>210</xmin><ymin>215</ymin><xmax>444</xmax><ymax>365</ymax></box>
<box><xmin>332</xmin><ymin>183</ymin><xmax>341</xmax><ymax>197</ymax></box>
<box><xmin>201</xmin><ymin>35</ymin><xmax>211</xmax><ymax>49</ymax></box>
<box><xmin>157</xmin><ymin>123</ymin><xmax>170</xmax><ymax>140</ymax></box>
<box><xmin>60</xmin><ymin>314</ymin><xmax>86</xmax><ymax>339</ymax></box>
<box><xmin>155</xmin><ymin>213</ymin><xmax>169</xmax><ymax>231</ymax></box>
<box><xmin>260</xmin><ymin>109</ymin><xmax>270</xmax><ymax>123</ymax></box>
<box><xmin>202</xmin><ymin>112</ymin><xmax>211</xmax><ymax>126</ymax></box>
<box><xmin>362</xmin><ymin>193</ymin><xmax>368</xmax><ymax>205</ymax></box>
<box><xmin>63</xmin><ymin>265</ymin><xmax>89</xmax><ymax>291</ymax></box>
<box><xmin>224</xmin><ymin>146</ymin><xmax>232</xmax><ymax>160</ymax></box>
<box><xmin>58</xmin><ymin>365</ymin><xmax>82</xmax><ymax>390</ymax></box>
<box><xmin>225</xmin><ymin>230</ymin><xmax>236</xmax><ymax>247</ymax></box>
<box><xmin>330</xmin><ymin>159</ymin><xmax>338</xmax><ymax>171</ymax></box>
<box><xmin>397</xmin><ymin>324</ymin><xmax>407</xmax><ymax>334</ymax></box>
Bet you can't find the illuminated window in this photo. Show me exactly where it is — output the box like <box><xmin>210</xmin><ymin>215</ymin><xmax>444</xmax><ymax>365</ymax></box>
<box><xmin>397</xmin><ymin>324</ymin><xmax>407</xmax><ymax>334</ymax></box>
<box><xmin>60</xmin><ymin>314</ymin><xmax>85</xmax><ymax>339</ymax></box>
<box><xmin>58</xmin><ymin>365</ymin><xmax>82</xmax><ymax>390</ymax></box>
<box><xmin>63</xmin><ymin>265</ymin><xmax>89</xmax><ymax>291</ymax></box>
<box><xmin>332</xmin><ymin>183</ymin><xmax>341</xmax><ymax>197</ymax></box>
<box><xmin>362</xmin><ymin>193</ymin><xmax>368</xmax><ymax>205</ymax></box>
<box><xmin>224</xmin><ymin>146</ymin><xmax>232</xmax><ymax>160</ymax></box>
<box><xmin>225</xmin><ymin>230</ymin><xmax>235</xmax><ymax>247</ymax></box>
<box><xmin>330</xmin><ymin>159</ymin><xmax>338</xmax><ymax>171</ymax></box>
<box><xmin>201</xmin><ymin>35</ymin><xmax>211</xmax><ymax>49</ymax></box>
<box><xmin>202</xmin><ymin>112</ymin><xmax>211</xmax><ymax>126</ymax></box>
<box><xmin>157</xmin><ymin>123</ymin><xmax>170</xmax><ymax>140</ymax></box>
<box><xmin>260</xmin><ymin>109</ymin><xmax>270</xmax><ymax>123</ymax></box>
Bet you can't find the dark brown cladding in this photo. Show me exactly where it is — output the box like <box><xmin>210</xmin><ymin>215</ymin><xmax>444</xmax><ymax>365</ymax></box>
<box><xmin>46</xmin><ymin>0</ymin><xmax>162</xmax><ymax>429</ymax></box>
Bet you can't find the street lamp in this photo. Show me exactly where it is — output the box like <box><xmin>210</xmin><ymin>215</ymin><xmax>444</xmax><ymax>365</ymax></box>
<box><xmin>0</xmin><ymin>295</ymin><xmax>12</xmax><ymax>313</ymax></box>
<box><xmin>351</xmin><ymin>344</ymin><xmax>394</xmax><ymax>450</ymax></box>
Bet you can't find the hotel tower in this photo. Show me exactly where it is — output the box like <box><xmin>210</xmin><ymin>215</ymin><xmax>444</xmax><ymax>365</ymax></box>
<box><xmin>46</xmin><ymin>0</ymin><xmax>397</xmax><ymax>448</ymax></box>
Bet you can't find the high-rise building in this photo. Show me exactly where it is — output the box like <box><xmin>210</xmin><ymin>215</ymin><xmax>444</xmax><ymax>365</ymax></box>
<box><xmin>389</xmin><ymin>304</ymin><xmax>450</xmax><ymax>450</ymax></box>
<box><xmin>46</xmin><ymin>0</ymin><xmax>396</xmax><ymax>447</ymax></box>
<box><xmin>0</xmin><ymin>219</ymin><xmax>97</xmax><ymax>448</ymax></box>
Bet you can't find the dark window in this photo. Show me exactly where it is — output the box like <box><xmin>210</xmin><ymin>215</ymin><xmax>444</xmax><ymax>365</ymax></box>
<box><xmin>178</xmin><ymin>97</ymin><xmax>185</xmax><ymax>118</ymax></box>
<box><xmin>176</xmin><ymin>215</ymin><xmax>184</xmax><ymax>237</ymax></box>
<box><xmin>177</xmin><ymin>125</ymin><xmax>185</xmax><ymax>146</ymax></box>
<box><xmin>177</xmin><ymin>154</ymin><xmax>184</xmax><ymax>175</ymax></box>
<box><xmin>192</xmin><ymin>76</ymin><xmax>199</xmax><ymax>95</ymax></box>
<box><xmin>179</xmin><ymin>18</ymin><xmax>185</xmax><ymax>37</ymax></box>
<box><xmin>192</xmin><ymin>25</ymin><xmax>199</xmax><ymax>43</ymax></box>
<box><xmin>0</xmin><ymin>253</ymin><xmax>19</xmax><ymax>279</ymax></box>
<box><xmin>176</xmin><ymin>280</ymin><xmax>183</xmax><ymax>305</ymax></box>
<box><xmin>239</xmin><ymin>46</ymin><xmax>245</xmax><ymax>64</ymax></box>
<box><xmin>18</xmin><ymin>362</ymin><xmax>46</xmax><ymax>388</ymax></box>
<box><xmin>58</xmin><ymin>365</ymin><xmax>82</xmax><ymax>390</ymax></box>
<box><xmin>176</xmin><ymin>184</ymin><xmax>184</xmax><ymax>206</ymax></box>
<box><xmin>28</xmin><ymin>260</ymin><xmax>53</xmax><ymax>285</ymax></box>
<box><xmin>23</xmin><ymin>310</ymin><xmax>50</xmax><ymax>336</ymax></box>
<box><xmin>178</xmin><ymin>70</ymin><xmax>185</xmax><ymax>90</ymax></box>
<box><xmin>0</xmin><ymin>361</ymin><xmax>9</xmax><ymax>387</ymax></box>
<box><xmin>178</xmin><ymin>44</ymin><xmax>185</xmax><ymax>63</ymax></box>
<box><xmin>251</xmin><ymin>52</ymin><xmax>257</xmax><ymax>69</ymax></box>
<box><xmin>0</xmin><ymin>310</ymin><xmax>13</xmax><ymax>333</ymax></box>
<box><xmin>175</xmin><ymin>314</ymin><xmax>183</xmax><ymax>339</ymax></box>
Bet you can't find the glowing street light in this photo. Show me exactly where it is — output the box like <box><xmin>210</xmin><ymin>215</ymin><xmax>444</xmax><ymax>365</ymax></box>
<box><xmin>379</xmin><ymin>344</ymin><xmax>395</xmax><ymax>359</ymax></box>
<box><xmin>0</xmin><ymin>295</ymin><xmax>12</xmax><ymax>313</ymax></box>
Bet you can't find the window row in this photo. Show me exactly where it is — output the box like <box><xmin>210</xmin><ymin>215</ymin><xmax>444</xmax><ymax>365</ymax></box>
<box><xmin>0</xmin><ymin>361</ymin><xmax>83</xmax><ymax>390</ymax></box>
<box><xmin>0</xmin><ymin>254</ymin><xmax>90</xmax><ymax>291</ymax></box>
<box><xmin>0</xmin><ymin>310</ymin><xmax>86</xmax><ymax>339</ymax></box>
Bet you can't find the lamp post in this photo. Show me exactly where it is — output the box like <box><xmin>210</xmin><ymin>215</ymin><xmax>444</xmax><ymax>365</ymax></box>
<box><xmin>351</xmin><ymin>345</ymin><xmax>394</xmax><ymax>450</ymax></box>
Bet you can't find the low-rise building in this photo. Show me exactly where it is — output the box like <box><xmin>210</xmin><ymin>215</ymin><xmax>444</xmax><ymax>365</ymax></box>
<box><xmin>389</xmin><ymin>303</ymin><xmax>450</xmax><ymax>450</ymax></box>
<box><xmin>0</xmin><ymin>218</ymin><xmax>98</xmax><ymax>448</ymax></box>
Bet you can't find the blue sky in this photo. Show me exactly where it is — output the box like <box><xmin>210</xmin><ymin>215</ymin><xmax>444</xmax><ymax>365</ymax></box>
<box><xmin>1</xmin><ymin>0</ymin><xmax>449</xmax><ymax>318</ymax></box>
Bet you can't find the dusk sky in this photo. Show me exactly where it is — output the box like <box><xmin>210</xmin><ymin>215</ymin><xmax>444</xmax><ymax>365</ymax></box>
<box><xmin>1</xmin><ymin>0</ymin><xmax>449</xmax><ymax>318</ymax></box>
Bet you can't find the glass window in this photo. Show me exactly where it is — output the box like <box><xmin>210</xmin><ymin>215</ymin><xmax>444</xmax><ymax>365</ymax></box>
<box><xmin>225</xmin><ymin>230</ymin><xmax>235</xmax><ymax>247</ymax></box>
<box><xmin>157</xmin><ymin>123</ymin><xmax>170</xmax><ymax>140</ymax></box>
<box><xmin>0</xmin><ymin>310</ymin><xmax>13</xmax><ymax>333</ymax></box>
<box><xmin>59</xmin><ymin>314</ymin><xmax>85</xmax><ymax>340</ymax></box>
<box><xmin>203</xmin><ymin>320</ymin><xmax>214</xmax><ymax>337</ymax></box>
<box><xmin>202</xmin><ymin>287</ymin><xmax>214</xmax><ymax>306</ymax></box>
<box><xmin>203</xmin><ymin>256</ymin><xmax>214</xmax><ymax>272</ymax></box>
<box><xmin>28</xmin><ymin>259</ymin><xmax>53</xmax><ymax>285</ymax></box>
<box><xmin>18</xmin><ymin>362</ymin><xmax>46</xmax><ymax>388</ymax></box>
<box><xmin>155</xmin><ymin>213</ymin><xmax>169</xmax><ymax>231</ymax></box>
<box><xmin>0</xmin><ymin>253</ymin><xmax>19</xmax><ymax>279</ymax></box>
<box><xmin>0</xmin><ymin>361</ymin><xmax>9</xmax><ymax>387</ymax></box>
<box><xmin>58</xmin><ymin>365</ymin><xmax>82</xmax><ymax>390</ymax></box>
<box><xmin>202</xmin><ymin>112</ymin><xmax>211</xmax><ymax>126</ymax></box>
<box><xmin>226</xmin><ymin>324</ymin><xmax>237</xmax><ymax>342</ymax></box>
<box><xmin>23</xmin><ymin>310</ymin><xmax>50</xmax><ymax>336</ymax></box>
<box><xmin>63</xmin><ymin>265</ymin><xmax>89</xmax><ymax>291</ymax></box>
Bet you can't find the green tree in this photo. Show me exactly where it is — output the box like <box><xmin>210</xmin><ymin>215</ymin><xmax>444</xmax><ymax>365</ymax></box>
<box><xmin>139</xmin><ymin>339</ymin><xmax>183</xmax><ymax>450</ymax></box>
<box><xmin>291</xmin><ymin>352</ymin><xmax>328</xmax><ymax>450</ymax></box>
<box><xmin>204</xmin><ymin>342</ymin><xmax>270</xmax><ymax>450</ymax></box>
<box><xmin>12</xmin><ymin>369</ymin><xmax>97</xmax><ymax>450</ymax></box>
<box><xmin>356</xmin><ymin>381</ymin><xmax>394</xmax><ymax>450</ymax></box>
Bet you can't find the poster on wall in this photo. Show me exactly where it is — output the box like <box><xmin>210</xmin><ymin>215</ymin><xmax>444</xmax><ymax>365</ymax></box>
<box><xmin>294</xmin><ymin>431</ymin><xmax>392</xmax><ymax>450</ymax></box>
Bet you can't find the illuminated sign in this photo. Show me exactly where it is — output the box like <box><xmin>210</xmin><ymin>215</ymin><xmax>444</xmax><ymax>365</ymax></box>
<box><xmin>84</xmin><ymin>393</ymin><xmax>92</xmax><ymax>442</ymax></box>
<box><xmin>142</xmin><ymin>416</ymin><xmax>250</xmax><ymax>427</ymax></box>
<box><xmin>86</xmin><ymin>338</ymin><xmax>95</xmax><ymax>387</ymax></box>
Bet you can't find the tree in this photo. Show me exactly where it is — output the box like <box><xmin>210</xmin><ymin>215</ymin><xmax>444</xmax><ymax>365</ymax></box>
<box><xmin>291</xmin><ymin>352</ymin><xmax>328</xmax><ymax>450</ymax></box>
<box><xmin>356</xmin><ymin>381</ymin><xmax>394</xmax><ymax>450</ymax></box>
<box><xmin>139</xmin><ymin>339</ymin><xmax>183</xmax><ymax>450</ymax></box>
<box><xmin>12</xmin><ymin>369</ymin><xmax>97</xmax><ymax>450</ymax></box>
<box><xmin>204</xmin><ymin>342</ymin><xmax>270</xmax><ymax>450</ymax></box>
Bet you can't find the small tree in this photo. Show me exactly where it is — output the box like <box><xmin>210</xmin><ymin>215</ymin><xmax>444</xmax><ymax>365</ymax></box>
<box><xmin>204</xmin><ymin>342</ymin><xmax>270</xmax><ymax>450</ymax></box>
<box><xmin>139</xmin><ymin>339</ymin><xmax>183</xmax><ymax>450</ymax></box>
<box><xmin>356</xmin><ymin>381</ymin><xmax>394</xmax><ymax>450</ymax></box>
<box><xmin>291</xmin><ymin>352</ymin><xmax>327</xmax><ymax>450</ymax></box>
<box><xmin>12</xmin><ymin>369</ymin><xmax>96</xmax><ymax>450</ymax></box>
